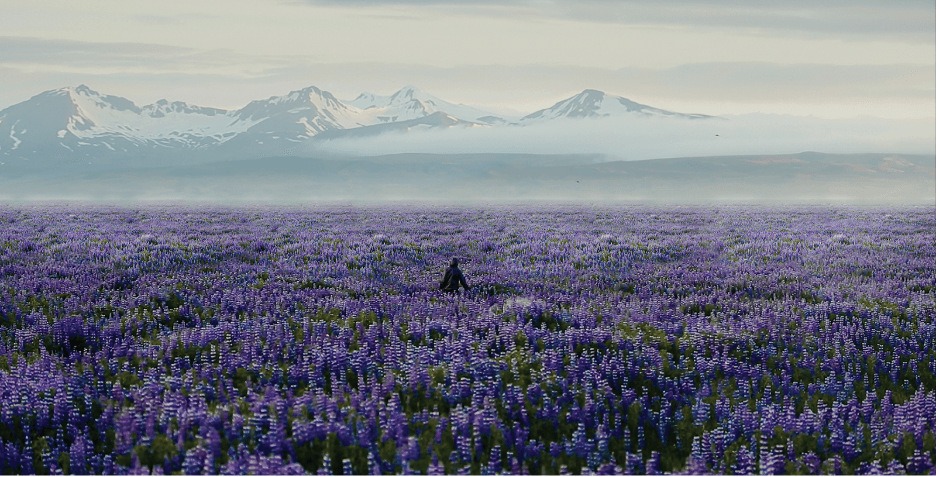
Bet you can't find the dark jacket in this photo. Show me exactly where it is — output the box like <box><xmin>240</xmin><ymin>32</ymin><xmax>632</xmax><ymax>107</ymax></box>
<box><xmin>439</xmin><ymin>266</ymin><xmax>469</xmax><ymax>291</ymax></box>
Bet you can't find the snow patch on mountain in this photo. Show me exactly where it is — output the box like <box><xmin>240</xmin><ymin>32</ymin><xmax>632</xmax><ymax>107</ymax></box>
<box><xmin>9</xmin><ymin>121</ymin><xmax>22</xmax><ymax>150</ymax></box>
<box><xmin>346</xmin><ymin>92</ymin><xmax>390</xmax><ymax>110</ymax></box>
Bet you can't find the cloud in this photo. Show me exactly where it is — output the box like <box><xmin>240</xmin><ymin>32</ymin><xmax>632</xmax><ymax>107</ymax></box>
<box><xmin>0</xmin><ymin>36</ymin><xmax>297</xmax><ymax>76</ymax></box>
<box><xmin>616</xmin><ymin>62</ymin><xmax>936</xmax><ymax>104</ymax></box>
<box><xmin>294</xmin><ymin>0</ymin><xmax>936</xmax><ymax>42</ymax></box>
<box><xmin>0</xmin><ymin>36</ymin><xmax>191</xmax><ymax>66</ymax></box>
<box><xmin>128</xmin><ymin>14</ymin><xmax>186</xmax><ymax>25</ymax></box>
<box><xmin>303</xmin><ymin>114</ymin><xmax>935</xmax><ymax>161</ymax></box>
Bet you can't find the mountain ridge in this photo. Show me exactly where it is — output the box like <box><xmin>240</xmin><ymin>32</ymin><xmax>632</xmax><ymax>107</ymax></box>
<box><xmin>0</xmin><ymin>84</ymin><xmax>715</xmax><ymax>168</ymax></box>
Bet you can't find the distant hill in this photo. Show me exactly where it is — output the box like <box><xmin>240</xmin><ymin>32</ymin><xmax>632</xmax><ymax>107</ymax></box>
<box><xmin>0</xmin><ymin>152</ymin><xmax>932</xmax><ymax>203</ymax></box>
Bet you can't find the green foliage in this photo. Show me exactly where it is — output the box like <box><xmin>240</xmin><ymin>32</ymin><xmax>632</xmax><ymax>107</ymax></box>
<box><xmin>529</xmin><ymin>312</ymin><xmax>569</xmax><ymax>332</ymax></box>
<box><xmin>134</xmin><ymin>435</ymin><xmax>177</xmax><ymax>473</ymax></box>
<box><xmin>232</xmin><ymin>367</ymin><xmax>250</xmax><ymax>396</ymax></box>
<box><xmin>681</xmin><ymin>303</ymin><xmax>717</xmax><ymax>316</ymax></box>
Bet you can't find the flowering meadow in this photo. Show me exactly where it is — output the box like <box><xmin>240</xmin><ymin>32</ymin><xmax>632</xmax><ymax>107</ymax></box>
<box><xmin>0</xmin><ymin>204</ymin><xmax>934</xmax><ymax>475</ymax></box>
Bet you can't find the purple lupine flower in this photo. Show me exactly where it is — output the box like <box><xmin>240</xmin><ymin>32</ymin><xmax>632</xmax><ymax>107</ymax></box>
<box><xmin>0</xmin><ymin>205</ymin><xmax>933</xmax><ymax>475</ymax></box>
<box><xmin>907</xmin><ymin>449</ymin><xmax>931</xmax><ymax>474</ymax></box>
<box><xmin>645</xmin><ymin>451</ymin><xmax>661</xmax><ymax>475</ymax></box>
<box><xmin>734</xmin><ymin>444</ymin><xmax>755</xmax><ymax>475</ymax></box>
<box><xmin>317</xmin><ymin>453</ymin><xmax>332</xmax><ymax>475</ymax></box>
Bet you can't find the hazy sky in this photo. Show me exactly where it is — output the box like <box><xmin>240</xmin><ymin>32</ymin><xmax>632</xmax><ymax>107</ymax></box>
<box><xmin>0</xmin><ymin>0</ymin><xmax>935</xmax><ymax>119</ymax></box>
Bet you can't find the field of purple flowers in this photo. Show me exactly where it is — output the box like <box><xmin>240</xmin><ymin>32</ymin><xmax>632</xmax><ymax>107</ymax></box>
<box><xmin>0</xmin><ymin>205</ymin><xmax>934</xmax><ymax>475</ymax></box>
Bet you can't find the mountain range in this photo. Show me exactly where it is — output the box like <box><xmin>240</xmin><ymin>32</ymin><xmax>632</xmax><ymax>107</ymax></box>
<box><xmin>0</xmin><ymin>84</ymin><xmax>713</xmax><ymax>167</ymax></box>
<box><xmin>1</xmin><ymin>84</ymin><xmax>931</xmax><ymax>204</ymax></box>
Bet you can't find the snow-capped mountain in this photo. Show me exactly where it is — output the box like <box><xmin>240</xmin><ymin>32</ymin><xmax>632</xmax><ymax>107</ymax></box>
<box><xmin>518</xmin><ymin>89</ymin><xmax>712</xmax><ymax>124</ymax></box>
<box><xmin>0</xmin><ymin>84</ymin><xmax>716</xmax><ymax>168</ymax></box>
<box><xmin>233</xmin><ymin>85</ymin><xmax>361</xmax><ymax>133</ymax></box>
<box><xmin>0</xmin><ymin>85</ymin><xmax>469</xmax><ymax>165</ymax></box>
<box><xmin>210</xmin><ymin>86</ymin><xmax>369</xmax><ymax>153</ymax></box>
<box><xmin>0</xmin><ymin>85</ymin><xmax>260</xmax><ymax>165</ymax></box>
<box><xmin>345</xmin><ymin>86</ymin><xmax>504</xmax><ymax>124</ymax></box>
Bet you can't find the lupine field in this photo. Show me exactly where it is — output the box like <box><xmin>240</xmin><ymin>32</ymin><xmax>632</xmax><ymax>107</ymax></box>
<box><xmin>0</xmin><ymin>204</ymin><xmax>934</xmax><ymax>475</ymax></box>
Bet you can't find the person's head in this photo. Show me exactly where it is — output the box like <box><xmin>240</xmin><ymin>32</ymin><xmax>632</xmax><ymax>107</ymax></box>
<box><xmin>450</xmin><ymin>258</ymin><xmax>459</xmax><ymax>268</ymax></box>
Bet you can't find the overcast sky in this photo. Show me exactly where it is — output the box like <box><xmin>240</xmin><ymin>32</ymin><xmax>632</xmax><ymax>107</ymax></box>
<box><xmin>0</xmin><ymin>0</ymin><xmax>935</xmax><ymax>119</ymax></box>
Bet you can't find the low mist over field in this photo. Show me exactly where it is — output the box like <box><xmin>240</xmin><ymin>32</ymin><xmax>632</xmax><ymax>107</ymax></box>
<box><xmin>306</xmin><ymin>114</ymin><xmax>933</xmax><ymax>161</ymax></box>
<box><xmin>0</xmin><ymin>151</ymin><xmax>933</xmax><ymax>204</ymax></box>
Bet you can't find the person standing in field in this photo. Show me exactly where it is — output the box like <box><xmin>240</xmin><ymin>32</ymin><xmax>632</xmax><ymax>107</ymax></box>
<box><xmin>440</xmin><ymin>258</ymin><xmax>470</xmax><ymax>293</ymax></box>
